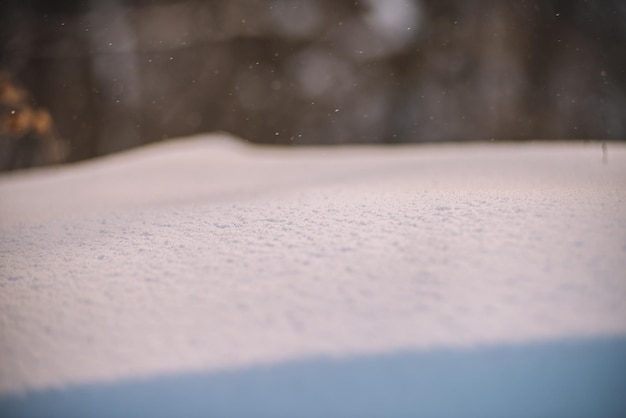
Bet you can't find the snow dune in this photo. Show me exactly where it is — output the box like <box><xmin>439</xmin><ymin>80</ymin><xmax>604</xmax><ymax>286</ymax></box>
<box><xmin>1</xmin><ymin>134</ymin><xmax>625</xmax><ymax>417</ymax></box>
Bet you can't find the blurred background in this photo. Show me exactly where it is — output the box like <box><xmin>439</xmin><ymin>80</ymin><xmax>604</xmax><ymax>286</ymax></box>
<box><xmin>1</xmin><ymin>0</ymin><xmax>625</xmax><ymax>170</ymax></box>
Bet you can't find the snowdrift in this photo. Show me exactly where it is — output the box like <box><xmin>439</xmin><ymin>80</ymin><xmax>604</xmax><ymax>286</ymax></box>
<box><xmin>1</xmin><ymin>134</ymin><xmax>625</xmax><ymax>417</ymax></box>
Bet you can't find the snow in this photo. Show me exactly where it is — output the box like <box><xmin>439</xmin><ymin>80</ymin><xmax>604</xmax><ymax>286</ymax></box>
<box><xmin>1</xmin><ymin>133</ymin><xmax>626</xmax><ymax>417</ymax></box>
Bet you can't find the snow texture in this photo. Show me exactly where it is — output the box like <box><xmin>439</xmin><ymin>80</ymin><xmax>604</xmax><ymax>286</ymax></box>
<box><xmin>1</xmin><ymin>134</ymin><xmax>625</xmax><ymax>417</ymax></box>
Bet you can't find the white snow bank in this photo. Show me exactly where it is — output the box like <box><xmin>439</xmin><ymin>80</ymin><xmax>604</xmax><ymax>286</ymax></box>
<box><xmin>1</xmin><ymin>134</ymin><xmax>625</xmax><ymax>416</ymax></box>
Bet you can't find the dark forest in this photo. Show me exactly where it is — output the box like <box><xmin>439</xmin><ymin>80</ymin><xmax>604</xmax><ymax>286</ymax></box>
<box><xmin>1</xmin><ymin>0</ymin><xmax>625</xmax><ymax>169</ymax></box>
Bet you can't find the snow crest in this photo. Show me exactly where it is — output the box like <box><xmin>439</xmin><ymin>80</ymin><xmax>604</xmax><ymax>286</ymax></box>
<box><xmin>1</xmin><ymin>135</ymin><xmax>625</xmax><ymax>412</ymax></box>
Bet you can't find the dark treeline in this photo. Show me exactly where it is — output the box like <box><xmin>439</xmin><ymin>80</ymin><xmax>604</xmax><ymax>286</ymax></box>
<box><xmin>1</xmin><ymin>0</ymin><xmax>625</xmax><ymax>169</ymax></box>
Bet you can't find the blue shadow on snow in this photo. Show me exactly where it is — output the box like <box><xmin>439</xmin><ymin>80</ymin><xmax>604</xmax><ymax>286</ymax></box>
<box><xmin>1</xmin><ymin>336</ymin><xmax>626</xmax><ymax>418</ymax></box>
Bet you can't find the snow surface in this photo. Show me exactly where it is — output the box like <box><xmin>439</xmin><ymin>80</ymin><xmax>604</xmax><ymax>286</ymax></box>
<box><xmin>1</xmin><ymin>134</ymin><xmax>626</xmax><ymax>417</ymax></box>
